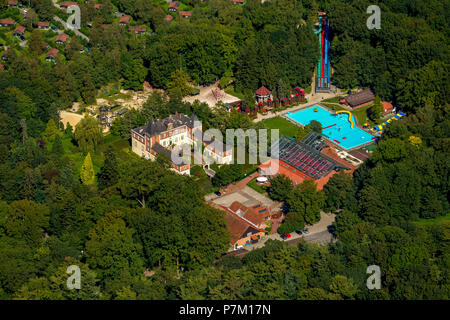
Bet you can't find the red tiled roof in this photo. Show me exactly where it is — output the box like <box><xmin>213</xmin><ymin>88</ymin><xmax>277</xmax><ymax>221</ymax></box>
<box><xmin>0</xmin><ymin>19</ymin><xmax>15</xmax><ymax>25</ymax></box>
<box><xmin>8</xmin><ymin>1</ymin><xmax>18</xmax><ymax>5</ymax></box>
<box><xmin>56</xmin><ymin>33</ymin><xmax>68</xmax><ymax>43</ymax></box>
<box><xmin>228</xmin><ymin>201</ymin><xmax>270</xmax><ymax>227</ymax></box>
<box><xmin>180</xmin><ymin>11</ymin><xmax>192</xmax><ymax>17</ymax></box>
<box><xmin>119</xmin><ymin>15</ymin><xmax>130</xmax><ymax>23</ymax></box>
<box><xmin>94</xmin><ymin>4</ymin><xmax>102</xmax><ymax>9</ymax></box>
<box><xmin>221</xmin><ymin>206</ymin><xmax>266</xmax><ymax>245</ymax></box>
<box><xmin>38</xmin><ymin>21</ymin><xmax>49</xmax><ymax>27</ymax></box>
<box><xmin>129</xmin><ymin>26</ymin><xmax>146</xmax><ymax>33</ymax></box>
<box><xmin>164</xmin><ymin>15</ymin><xmax>173</xmax><ymax>22</ymax></box>
<box><xmin>382</xmin><ymin>101</ymin><xmax>394</xmax><ymax>113</ymax></box>
<box><xmin>229</xmin><ymin>201</ymin><xmax>243</xmax><ymax>213</ymax></box>
<box><xmin>14</xmin><ymin>25</ymin><xmax>25</xmax><ymax>34</ymax></box>
<box><xmin>169</xmin><ymin>1</ymin><xmax>179</xmax><ymax>8</ymax></box>
<box><xmin>60</xmin><ymin>2</ymin><xmax>78</xmax><ymax>7</ymax></box>
<box><xmin>256</xmin><ymin>86</ymin><xmax>271</xmax><ymax>96</ymax></box>
<box><xmin>47</xmin><ymin>48</ymin><xmax>59</xmax><ymax>58</ymax></box>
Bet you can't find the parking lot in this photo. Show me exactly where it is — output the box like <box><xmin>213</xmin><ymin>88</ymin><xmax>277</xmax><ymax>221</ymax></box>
<box><xmin>211</xmin><ymin>186</ymin><xmax>280</xmax><ymax>210</ymax></box>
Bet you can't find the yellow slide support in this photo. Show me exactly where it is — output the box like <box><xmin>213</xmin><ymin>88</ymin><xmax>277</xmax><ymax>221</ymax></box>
<box><xmin>336</xmin><ymin>110</ymin><xmax>354</xmax><ymax>128</ymax></box>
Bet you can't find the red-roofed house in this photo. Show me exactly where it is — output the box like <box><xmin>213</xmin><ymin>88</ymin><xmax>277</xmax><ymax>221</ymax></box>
<box><xmin>59</xmin><ymin>2</ymin><xmax>78</xmax><ymax>9</ymax></box>
<box><xmin>382</xmin><ymin>101</ymin><xmax>394</xmax><ymax>114</ymax></box>
<box><xmin>0</xmin><ymin>19</ymin><xmax>15</xmax><ymax>27</ymax></box>
<box><xmin>46</xmin><ymin>48</ymin><xmax>59</xmax><ymax>63</ymax></box>
<box><xmin>232</xmin><ymin>0</ymin><xmax>245</xmax><ymax>4</ymax></box>
<box><xmin>56</xmin><ymin>33</ymin><xmax>69</xmax><ymax>44</ymax></box>
<box><xmin>180</xmin><ymin>11</ymin><xmax>192</xmax><ymax>19</ymax></box>
<box><xmin>129</xmin><ymin>26</ymin><xmax>146</xmax><ymax>34</ymax></box>
<box><xmin>8</xmin><ymin>1</ymin><xmax>18</xmax><ymax>7</ymax></box>
<box><xmin>37</xmin><ymin>21</ymin><xmax>50</xmax><ymax>30</ymax></box>
<box><xmin>228</xmin><ymin>201</ymin><xmax>272</xmax><ymax>229</ymax></box>
<box><xmin>168</xmin><ymin>1</ymin><xmax>179</xmax><ymax>12</ymax></box>
<box><xmin>164</xmin><ymin>15</ymin><xmax>173</xmax><ymax>23</ymax></box>
<box><xmin>13</xmin><ymin>25</ymin><xmax>25</xmax><ymax>36</ymax></box>
<box><xmin>119</xmin><ymin>15</ymin><xmax>130</xmax><ymax>24</ymax></box>
<box><xmin>215</xmin><ymin>203</ymin><xmax>267</xmax><ymax>250</ymax></box>
<box><xmin>94</xmin><ymin>4</ymin><xmax>102</xmax><ymax>9</ymax></box>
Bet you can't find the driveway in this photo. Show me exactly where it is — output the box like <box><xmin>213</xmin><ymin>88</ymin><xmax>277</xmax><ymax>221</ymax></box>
<box><xmin>243</xmin><ymin>211</ymin><xmax>336</xmax><ymax>250</ymax></box>
<box><xmin>51</xmin><ymin>0</ymin><xmax>90</xmax><ymax>42</ymax></box>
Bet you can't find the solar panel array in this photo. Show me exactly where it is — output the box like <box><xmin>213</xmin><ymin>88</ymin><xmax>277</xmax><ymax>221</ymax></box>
<box><xmin>275</xmin><ymin>135</ymin><xmax>336</xmax><ymax>179</ymax></box>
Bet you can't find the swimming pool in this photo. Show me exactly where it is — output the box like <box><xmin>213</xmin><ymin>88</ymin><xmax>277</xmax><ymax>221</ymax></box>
<box><xmin>286</xmin><ymin>105</ymin><xmax>375</xmax><ymax>150</ymax></box>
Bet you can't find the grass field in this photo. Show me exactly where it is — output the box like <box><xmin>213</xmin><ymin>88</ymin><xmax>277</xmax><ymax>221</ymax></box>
<box><xmin>352</xmin><ymin>105</ymin><xmax>371</xmax><ymax>125</ymax></box>
<box><xmin>414</xmin><ymin>212</ymin><xmax>450</xmax><ymax>226</ymax></box>
<box><xmin>321</xmin><ymin>103</ymin><xmax>346</xmax><ymax>112</ymax></box>
<box><xmin>247</xmin><ymin>178</ymin><xmax>267</xmax><ymax>194</ymax></box>
<box><xmin>61</xmin><ymin>133</ymin><xmax>137</xmax><ymax>185</ymax></box>
<box><xmin>321</xmin><ymin>96</ymin><xmax>342</xmax><ymax>103</ymax></box>
<box><xmin>225</xmin><ymin>86</ymin><xmax>245</xmax><ymax>100</ymax></box>
<box><xmin>261</xmin><ymin>116</ymin><xmax>299</xmax><ymax>138</ymax></box>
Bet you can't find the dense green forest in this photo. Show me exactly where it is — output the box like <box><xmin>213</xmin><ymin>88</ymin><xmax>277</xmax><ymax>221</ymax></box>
<box><xmin>0</xmin><ymin>0</ymin><xmax>448</xmax><ymax>299</ymax></box>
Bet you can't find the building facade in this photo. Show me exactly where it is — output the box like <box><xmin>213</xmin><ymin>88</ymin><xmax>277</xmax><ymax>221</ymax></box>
<box><xmin>131</xmin><ymin>113</ymin><xmax>233</xmax><ymax>175</ymax></box>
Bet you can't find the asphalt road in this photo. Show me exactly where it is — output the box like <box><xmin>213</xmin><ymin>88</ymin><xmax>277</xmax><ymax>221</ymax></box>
<box><xmin>287</xmin><ymin>230</ymin><xmax>334</xmax><ymax>246</ymax></box>
<box><xmin>51</xmin><ymin>0</ymin><xmax>90</xmax><ymax>42</ymax></box>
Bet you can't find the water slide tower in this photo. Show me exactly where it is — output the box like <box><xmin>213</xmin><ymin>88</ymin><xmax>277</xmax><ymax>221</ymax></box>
<box><xmin>314</xmin><ymin>12</ymin><xmax>331</xmax><ymax>92</ymax></box>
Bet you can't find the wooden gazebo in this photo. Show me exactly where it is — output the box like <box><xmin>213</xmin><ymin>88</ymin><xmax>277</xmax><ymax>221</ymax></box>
<box><xmin>255</xmin><ymin>86</ymin><xmax>271</xmax><ymax>104</ymax></box>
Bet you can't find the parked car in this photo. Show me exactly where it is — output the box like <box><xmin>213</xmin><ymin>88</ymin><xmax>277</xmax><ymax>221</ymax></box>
<box><xmin>295</xmin><ymin>230</ymin><xmax>303</xmax><ymax>235</ymax></box>
<box><xmin>51</xmin><ymin>26</ymin><xmax>58</xmax><ymax>31</ymax></box>
<box><xmin>214</xmin><ymin>191</ymin><xmax>221</xmax><ymax>196</ymax></box>
<box><xmin>302</xmin><ymin>228</ymin><xmax>310</xmax><ymax>234</ymax></box>
<box><xmin>19</xmin><ymin>35</ymin><xmax>25</xmax><ymax>41</ymax></box>
<box><xmin>280</xmin><ymin>234</ymin><xmax>287</xmax><ymax>240</ymax></box>
<box><xmin>285</xmin><ymin>233</ymin><xmax>291</xmax><ymax>238</ymax></box>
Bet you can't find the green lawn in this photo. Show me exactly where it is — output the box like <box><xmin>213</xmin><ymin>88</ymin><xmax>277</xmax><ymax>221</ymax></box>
<box><xmin>261</xmin><ymin>116</ymin><xmax>299</xmax><ymax>138</ymax></box>
<box><xmin>225</xmin><ymin>86</ymin><xmax>244</xmax><ymax>100</ymax></box>
<box><xmin>321</xmin><ymin>103</ymin><xmax>346</xmax><ymax>112</ymax></box>
<box><xmin>190</xmin><ymin>165</ymin><xmax>216</xmax><ymax>193</ymax></box>
<box><xmin>414</xmin><ymin>212</ymin><xmax>450</xmax><ymax>226</ymax></box>
<box><xmin>61</xmin><ymin>133</ymin><xmax>137</xmax><ymax>185</ymax></box>
<box><xmin>247</xmin><ymin>178</ymin><xmax>267</xmax><ymax>194</ymax></box>
<box><xmin>352</xmin><ymin>105</ymin><xmax>371</xmax><ymax>125</ymax></box>
<box><xmin>321</xmin><ymin>96</ymin><xmax>342</xmax><ymax>103</ymax></box>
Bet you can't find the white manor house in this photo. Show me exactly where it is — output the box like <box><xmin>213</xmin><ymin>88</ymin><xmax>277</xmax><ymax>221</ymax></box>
<box><xmin>131</xmin><ymin>113</ymin><xmax>233</xmax><ymax>175</ymax></box>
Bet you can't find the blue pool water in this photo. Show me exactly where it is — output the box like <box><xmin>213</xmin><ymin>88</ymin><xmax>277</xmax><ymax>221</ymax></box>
<box><xmin>286</xmin><ymin>105</ymin><xmax>374</xmax><ymax>150</ymax></box>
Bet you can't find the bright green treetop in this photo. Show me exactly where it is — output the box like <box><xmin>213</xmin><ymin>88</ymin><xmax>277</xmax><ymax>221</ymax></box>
<box><xmin>81</xmin><ymin>152</ymin><xmax>95</xmax><ymax>185</ymax></box>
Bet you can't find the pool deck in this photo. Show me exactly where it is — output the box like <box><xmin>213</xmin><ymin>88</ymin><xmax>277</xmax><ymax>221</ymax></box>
<box><xmin>282</xmin><ymin>103</ymin><xmax>376</xmax><ymax>152</ymax></box>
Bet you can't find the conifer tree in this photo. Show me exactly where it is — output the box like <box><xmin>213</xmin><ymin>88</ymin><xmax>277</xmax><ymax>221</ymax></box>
<box><xmin>80</xmin><ymin>153</ymin><xmax>95</xmax><ymax>185</ymax></box>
